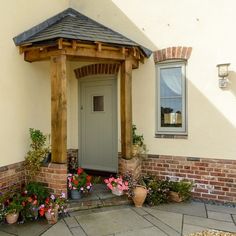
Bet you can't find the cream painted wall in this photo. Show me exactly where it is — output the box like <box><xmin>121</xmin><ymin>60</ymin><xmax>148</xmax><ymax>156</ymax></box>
<box><xmin>1</xmin><ymin>0</ymin><xmax>236</xmax><ymax>167</ymax></box>
<box><xmin>70</xmin><ymin>0</ymin><xmax>236</xmax><ymax>159</ymax></box>
<box><xmin>0</xmin><ymin>0</ymin><xmax>69</xmax><ymax>166</ymax></box>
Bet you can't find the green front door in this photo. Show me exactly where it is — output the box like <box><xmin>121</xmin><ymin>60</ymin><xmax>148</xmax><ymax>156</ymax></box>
<box><xmin>80</xmin><ymin>76</ymin><xmax>117</xmax><ymax>172</ymax></box>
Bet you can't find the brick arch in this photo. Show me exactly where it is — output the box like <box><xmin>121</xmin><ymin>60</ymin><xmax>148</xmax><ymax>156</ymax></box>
<box><xmin>74</xmin><ymin>63</ymin><xmax>120</xmax><ymax>79</ymax></box>
<box><xmin>154</xmin><ymin>46</ymin><xmax>192</xmax><ymax>63</ymax></box>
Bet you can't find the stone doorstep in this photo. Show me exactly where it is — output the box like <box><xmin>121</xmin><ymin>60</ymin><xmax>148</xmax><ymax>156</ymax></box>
<box><xmin>67</xmin><ymin>195</ymin><xmax>132</xmax><ymax>212</ymax></box>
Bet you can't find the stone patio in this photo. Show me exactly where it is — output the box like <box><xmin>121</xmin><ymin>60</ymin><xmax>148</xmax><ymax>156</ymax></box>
<box><xmin>1</xmin><ymin>202</ymin><xmax>236</xmax><ymax>236</ymax></box>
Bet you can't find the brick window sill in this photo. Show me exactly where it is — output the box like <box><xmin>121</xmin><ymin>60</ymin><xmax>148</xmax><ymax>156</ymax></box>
<box><xmin>155</xmin><ymin>134</ymin><xmax>188</xmax><ymax>139</ymax></box>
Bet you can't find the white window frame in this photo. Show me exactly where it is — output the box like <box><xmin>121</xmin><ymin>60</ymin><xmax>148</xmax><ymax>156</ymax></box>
<box><xmin>156</xmin><ymin>60</ymin><xmax>187</xmax><ymax>135</ymax></box>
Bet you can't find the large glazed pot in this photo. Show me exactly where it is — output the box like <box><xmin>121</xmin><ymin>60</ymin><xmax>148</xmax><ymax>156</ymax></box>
<box><xmin>132</xmin><ymin>186</ymin><xmax>147</xmax><ymax>208</ymax></box>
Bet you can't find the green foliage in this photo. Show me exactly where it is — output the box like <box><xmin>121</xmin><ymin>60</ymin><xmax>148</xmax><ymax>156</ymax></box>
<box><xmin>169</xmin><ymin>180</ymin><xmax>193</xmax><ymax>201</ymax></box>
<box><xmin>25</xmin><ymin>128</ymin><xmax>50</xmax><ymax>177</ymax></box>
<box><xmin>26</xmin><ymin>182</ymin><xmax>49</xmax><ymax>204</ymax></box>
<box><xmin>132</xmin><ymin>125</ymin><xmax>147</xmax><ymax>158</ymax></box>
<box><xmin>132</xmin><ymin>125</ymin><xmax>144</xmax><ymax>146</ymax></box>
<box><xmin>4</xmin><ymin>193</ymin><xmax>23</xmax><ymax>215</ymax></box>
<box><xmin>144</xmin><ymin>176</ymin><xmax>170</xmax><ymax>206</ymax></box>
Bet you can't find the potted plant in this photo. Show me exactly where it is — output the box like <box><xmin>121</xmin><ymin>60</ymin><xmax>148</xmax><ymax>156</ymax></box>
<box><xmin>168</xmin><ymin>180</ymin><xmax>193</xmax><ymax>202</ymax></box>
<box><xmin>4</xmin><ymin>193</ymin><xmax>23</xmax><ymax>224</ymax></box>
<box><xmin>124</xmin><ymin>172</ymin><xmax>148</xmax><ymax>207</ymax></box>
<box><xmin>104</xmin><ymin>176</ymin><xmax>129</xmax><ymax>196</ymax></box>
<box><xmin>67</xmin><ymin>167</ymin><xmax>93</xmax><ymax>200</ymax></box>
<box><xmin>25</xmin><ymin>128</ymin><xmax>50</xmax><ymax>178</ymax></box>
<box><xmin>39</xmin><ymin>193</ymin><xmax>67</xmax><ymax>224</ymax></box>
<box><xmin>132</xmin><ymin>125</ymin><xmax>147</xmax><ymax>159</ymax></box>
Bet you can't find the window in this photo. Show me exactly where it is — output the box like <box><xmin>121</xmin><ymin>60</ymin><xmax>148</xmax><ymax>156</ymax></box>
<box><xmin>93</xmin><ymin>95</ymin><xmax>104</xmax><ymax>112</ymax></box>
<box><xmin>156</xmin><ymin>61</ymin><xmax>187</xmax><ymax>134</ymax></box>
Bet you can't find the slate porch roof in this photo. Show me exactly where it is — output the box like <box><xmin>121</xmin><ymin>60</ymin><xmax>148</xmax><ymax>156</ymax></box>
<box><xmin>13</xmin><ymin>8</ymin><xmax>152</xmax><ymax>58</ymax></box>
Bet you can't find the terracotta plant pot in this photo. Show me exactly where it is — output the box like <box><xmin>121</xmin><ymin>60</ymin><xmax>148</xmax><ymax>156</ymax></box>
<box><xmin>6</xmin><ymin>212</ymin><xmax>19</xmax><ymax>224</ymax></box>
<box><xmin>132</xmin><ymin>186</ymin><xmax>147</xmax><ymax>207</ymax></box>
<box><xmin>45</xmin><ymin>209</ymin><xmax>58</xmax><ymax>224</ymax></box>
<box><xmin>169</xmin><ymin>191</ymin><xmax>183</xmax><ymax>203</ymax></box>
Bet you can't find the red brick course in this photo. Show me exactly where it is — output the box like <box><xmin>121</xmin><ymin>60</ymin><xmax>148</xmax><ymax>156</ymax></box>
<box><xmin>0</xmin><ymin>161</ymin><xmax>25</xmax><ymax>194</ymax></box>
<box><xmin>154</xmin><ymin>46</ymin><xmax>192</xmax><ymax>63</ymax></box>
<box><xmin>142</xmin><ymin>155</ymin><xmax>236</xmax><ymax>203</ymax></box>
<box><xmin>74</xmin><ymin>63</ymin><xmax>120</xmax><ymax>79</ymax></box>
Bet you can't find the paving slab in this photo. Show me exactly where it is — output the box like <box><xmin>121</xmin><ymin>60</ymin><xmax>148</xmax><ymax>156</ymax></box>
<box><xmin>64</xmin><ymin>217</ymin><xmax>80</xmax><ymax>228</ymax></box>
<box><xmin>0</xmin><ymin>231</ymin><xmax>15</xmax><ymax>236</ymax></box>
<box><xmin>41</xmin><ymin>220</ymin><xmax>72</xmax><ymax>236</ymax></box>
<box><xmin>0</xmin><ymin>219</ymin><xmax>50</xmax><ymax>236</ymax></box>
<box><xmin>153</xmin><ymin>202</ymin><xmax>207</xmax><ymax>217</ymax></box>
<box><xmin>75</xmin><ymin>208</ymin><xmax>152</xmax><ymax>236</ymax></box>
<box><xmin>132</xmin><ymin>207</ymin><xmax>149</xmax><ymax>216</ymax></box>
<box><xmin>96</xmin><ymin>192</ymin><xmax>116</xmax><ymax>200</ymax></box>
<box><xmin>206</xmin><ymin>204</ymin><xmax>236</xmax><ymax>215</ymax></box>
<box><xmin>70</xmin><ymin>226</ymin><xmax>87</xmax><ymax>236</ymax></box>
<box><xmin>208</xmin><ymin>211</ymin><xmax>233</xmax><ymax>222</ymax></box>
<box><xmin>115</xmin><ymin>226</ymin><xmax>168</xmax><ymax>236</ymax></box>
<box><xmin>184</xmin><ymin>215</ymin><xmax>236</xmax><ymax>232</ymax></box>
<box><xmin>182</xmin><ymin>224</ymin><xmax>208</xmax><ymax>236</ymax></box>
<box><xmin>144</xmin><ymin>207</ymin><xmax>183</xmax><ymax>233</ymax></box>
<box><xmin>144</xmin><ymin>214</ymin><xmax>181</xmax><ymax>236</ymax></box>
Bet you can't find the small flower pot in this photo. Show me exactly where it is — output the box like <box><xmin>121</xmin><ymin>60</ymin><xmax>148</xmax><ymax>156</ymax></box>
<box><xmin>71</xmin><ymin>189</ymin><xmax>82</xmax><ymax>200</ymax></box>
<box><xmin>169</xmin><ymin>191</ymin><xmax>183</xmax><ymax>203</ymax></box>
<box><xmin>112</xmin><ymin>187</ymin><xmax>124</xmax><ymax>196</ymax></box>
<box><xmin>132</xmin><ymin>186</ymin><xmax>147</xmax><ymax>208</ymax></box>
<box><xmin>6</xmin><ymin>212</ymin><xmax>19</xmax><ymax>224</ymax></box>
<box><xmin>45</xmin><ymin>210</ymin><xmax>58</xmax><ymax>224</ymax></box>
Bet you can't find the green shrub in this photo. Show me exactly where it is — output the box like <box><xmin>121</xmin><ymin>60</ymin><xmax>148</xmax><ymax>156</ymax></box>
<box><xmin>143</xmin><ymin>176</ymin><xmax>170</xmax><ymax>206</ymax></box>
<box><xmin>25</xmin><ymin>128</ymin><xmax>50</xmax><ymax>177</ymax></box>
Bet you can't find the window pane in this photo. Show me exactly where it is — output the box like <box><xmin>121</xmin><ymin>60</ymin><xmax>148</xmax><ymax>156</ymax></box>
<box><xmin>160</xmin><ymin>98</ymin><xmax>182</xmax><ymax>127</ymax></box>
<box><xmin>160</xmin><ymin>67</ymin><xmax>182</xmax><ymax>97</ymax></box>
<box><xmin>93</xmin><ymin>96</ymin><xmax>104</xmax><ymax>111</ymax></box>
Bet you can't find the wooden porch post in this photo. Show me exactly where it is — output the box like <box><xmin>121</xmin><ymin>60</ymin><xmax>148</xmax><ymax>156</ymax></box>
<box><xmin>120</xmin><ymin>60</ymin><xmax>133</xmax><ymax>159</ymax></box>
<box><xmin>50</xmin><ymin>55</ymin><xmax>67</xmax><ymax>163</ymax></box>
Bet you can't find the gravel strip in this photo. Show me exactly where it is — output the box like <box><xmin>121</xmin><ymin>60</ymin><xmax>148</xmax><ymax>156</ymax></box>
<box><xmin>187</xmin><ymin>230</ymin><xmax>236</xmax><ymax>236</ymax></box>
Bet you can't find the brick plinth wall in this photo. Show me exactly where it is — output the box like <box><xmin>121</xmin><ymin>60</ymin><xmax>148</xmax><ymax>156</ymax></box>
<box><xmin>142</xmin><ymin>155</ymin><xmax>236</xmax><ymax>203</ymax></box>
<box><xmin>33</xmin><ymin>163</ymin><xmax>68</xmax><ymax>197</ymax></box>
<box><xmin>0</xmin><ymin>161</ymin><xmax>25</xmax><ymax>194</ymax></box>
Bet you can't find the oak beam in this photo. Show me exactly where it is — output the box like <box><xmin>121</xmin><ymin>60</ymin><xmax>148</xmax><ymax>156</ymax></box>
<box><xmin>50</xmin><ymin>55</ymin><xmax>67</xmax><ymax>163</ymax></box>
<box><xmin>120</xmin><ymin>60</ymin><xmax>133</xmax><ymax>160</ymax></box>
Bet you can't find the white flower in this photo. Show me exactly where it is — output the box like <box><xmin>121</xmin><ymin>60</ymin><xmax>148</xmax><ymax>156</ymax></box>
<box><xmin>50</xmin><ymin>195</ymin><xmax>55</xmax><ymax>200</ymax></box>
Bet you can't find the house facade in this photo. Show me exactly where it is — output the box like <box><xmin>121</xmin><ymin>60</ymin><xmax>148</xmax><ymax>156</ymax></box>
<box><xmin>1</xmin><ymin>0</ymin><xmax>236</xmax><ymax>203</ymax></box>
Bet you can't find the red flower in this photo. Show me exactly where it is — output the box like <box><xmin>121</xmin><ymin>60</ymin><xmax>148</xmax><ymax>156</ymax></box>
<box><xmin>77</xmin><ymin>167</ymin><xmax>84</xmax><ymax>175</ymax></box>
<box><xmin>39</xmin><ymin>208</ymin><xmax>45</xmax><ymax>216</ymax></box>
<box><xmin>73</xmin><ymin>180</ymin><xmax>79</xmax><ymax>185</ymax></box>
<box><xmin>86</xmin><ymin>175</ymin><xmax>92</xmax><ymax>182</ymax></box>
<box><xmin>45</xmin><ymin>197</ymin><xmax>50</xmax><ymax>204</ymax></box>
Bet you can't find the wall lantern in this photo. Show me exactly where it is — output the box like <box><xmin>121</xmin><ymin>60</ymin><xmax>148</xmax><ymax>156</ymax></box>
<box><xmin>216</xmin><ymin>63</ymin><xmax>230</xmax><ymax>88</ymax></box>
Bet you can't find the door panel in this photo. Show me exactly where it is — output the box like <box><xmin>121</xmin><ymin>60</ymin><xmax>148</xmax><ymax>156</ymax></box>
<box><xmin>80</xmin><ymin>77</ymin><xmax>117</xmax><ymax>172</ymax></box>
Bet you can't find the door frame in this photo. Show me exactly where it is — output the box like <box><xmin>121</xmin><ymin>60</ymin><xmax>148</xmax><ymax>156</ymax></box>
<box><xmin>78</xmin><ymin>75</ymin><xmax>118</xmax><ymax>172</ymax></box>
